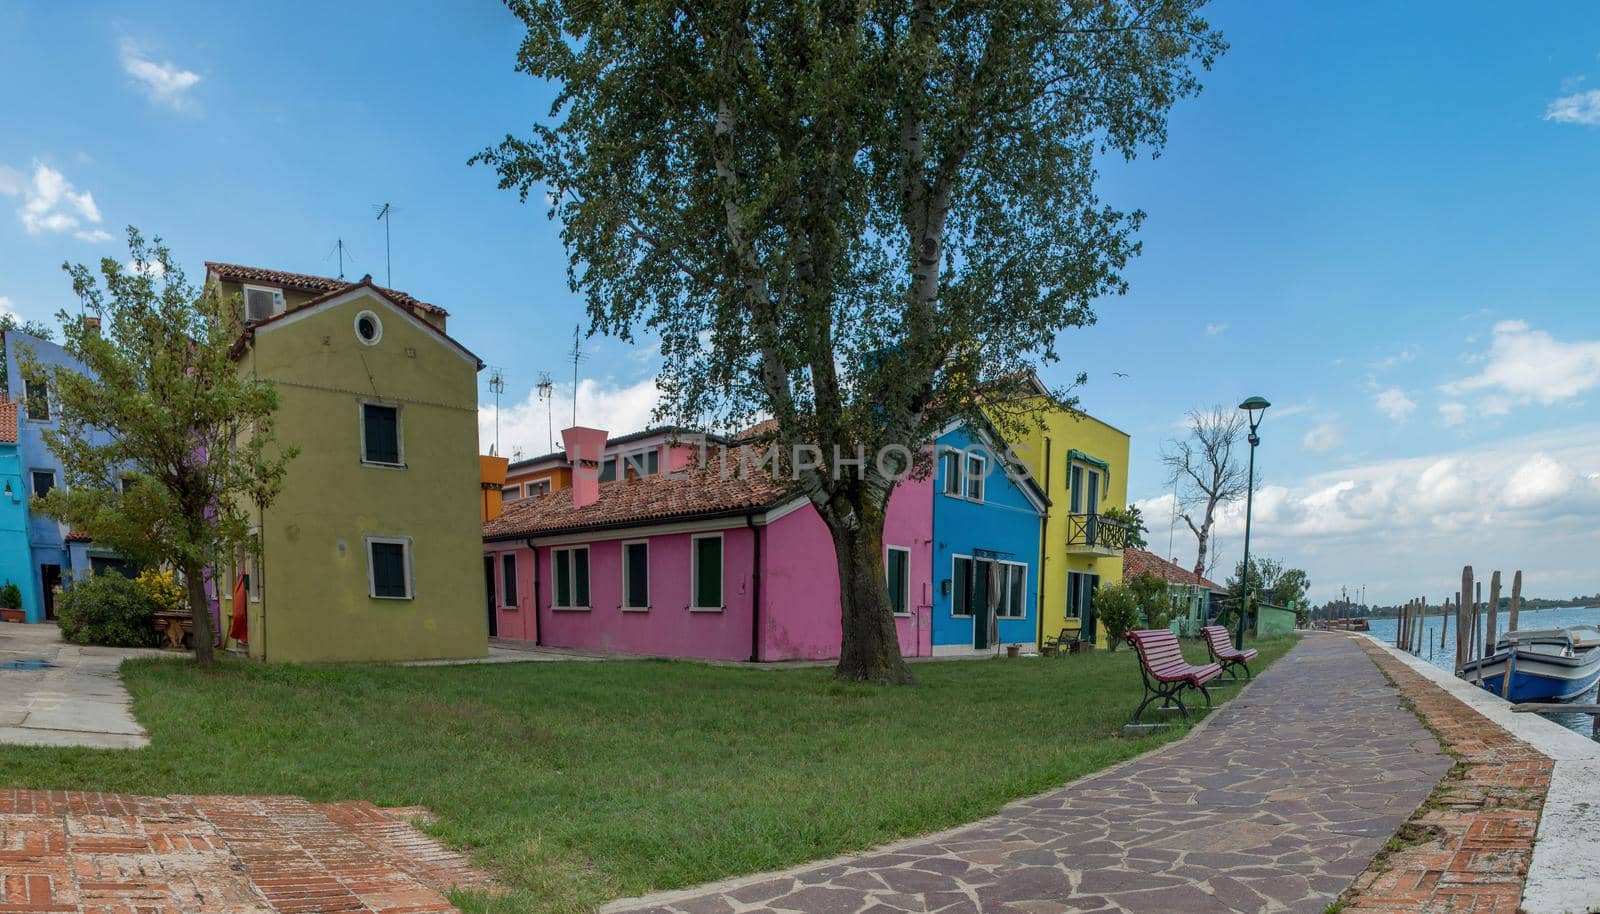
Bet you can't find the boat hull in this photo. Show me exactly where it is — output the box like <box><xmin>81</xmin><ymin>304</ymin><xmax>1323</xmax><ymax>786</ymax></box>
<box><xmin>1463</xmin><ymin>648</ymin><xmax>1600</xmax><ymax>703</ymax></box>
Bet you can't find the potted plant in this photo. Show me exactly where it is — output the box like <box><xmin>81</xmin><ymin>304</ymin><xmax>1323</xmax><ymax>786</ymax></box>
<box><xmin>0</xmin><ymin>582</ymin><xmax>24</xmax><ymax>623</ymax></box>
<box><xmin>1006</xmin><ymin>643</ymin><xmax>1021</xmax><ymax>658</ymax></box>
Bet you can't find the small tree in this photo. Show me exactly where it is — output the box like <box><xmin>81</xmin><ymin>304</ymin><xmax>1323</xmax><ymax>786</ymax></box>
<box><xmin>1092</xmin><ymin>582</ymin><xmax>1140</xmax><ymax>651</ymax></box>
<box><xmin>29</xmin><ymin>228</ymin><xmax>295</xmax><ymax>666</ymax></box>
<box><xmin>1102</xmin><ymin>504</ymin><xmax>1148</xmax><ymax>549</ymax></box>
<box><xmin>1162</xmin><ymin>406</ymin><xmax>1247</xmax><ymax>578</ymax></box>
<box><xmin>1126</xmin><ymin>570</ymin><xmax>1175</xmax><ymax>630</ymax></box>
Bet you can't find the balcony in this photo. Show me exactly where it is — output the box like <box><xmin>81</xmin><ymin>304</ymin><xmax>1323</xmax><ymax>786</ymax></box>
<box><xmin>1065</xmin><ymin>513</ymin><xmax>1129</xmax><ymax>557</ymax></box>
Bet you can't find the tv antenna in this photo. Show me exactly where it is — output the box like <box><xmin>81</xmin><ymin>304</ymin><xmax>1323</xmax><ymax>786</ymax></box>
<box><xmin>567</xmin><ymin>326</ymin><xmax>588</xmax><ymax>427</ymax></box>
<box><xmin>324</xmin><ymin>238</ymin><xmax>355</xmax><ymax>279</ymax></box>
<box><xmin>372</xmin><ymin>203</ymin><xmax>393</xmax><ymax>287</ymax></box>
<box><xmin>488</xmin><ymin>367</ymin><xmax>506</xmax><ymax>456</ymax></box>
<box><xmin>536</xmin><ymin>371</ymin><xmax>555</xmax><ymax>452</ymax></box>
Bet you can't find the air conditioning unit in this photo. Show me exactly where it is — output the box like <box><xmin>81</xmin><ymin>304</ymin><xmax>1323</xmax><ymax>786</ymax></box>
<box><xmin>244</xmin><ymin>287</ymin><xmax>283</xmax><ymax>322</ymax></box>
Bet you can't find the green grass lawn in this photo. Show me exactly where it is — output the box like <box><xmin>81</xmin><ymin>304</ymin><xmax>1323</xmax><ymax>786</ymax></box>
<box><xmin>0</xmin><ymin>635</ymin><xmax>1297</xmax><ymax>913</ymax></box>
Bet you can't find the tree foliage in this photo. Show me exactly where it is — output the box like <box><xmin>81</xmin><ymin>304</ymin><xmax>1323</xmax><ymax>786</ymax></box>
<box><xmin>1091</xmin><ymin>581</ymin><xmax>1140</xmax><ymax>651</ymax></box>
<box><xmin>0</xmin><ymin>311</ymin><xmax>54</xmax><ymax>393</ymax></box>
<box><xmin>27</xmin><ymin>228</ymin><xmax>296</xmax><ymax>665</ymax></box>
<box><xmin>1102</xmin><ymin>503</ymin><xmax>1147</xmax><ymax>549</ymax></box>
<box><xmin>479</xmin><ymin>0</ymin><xmax>1225</xmax><ymax>681</ymax></box>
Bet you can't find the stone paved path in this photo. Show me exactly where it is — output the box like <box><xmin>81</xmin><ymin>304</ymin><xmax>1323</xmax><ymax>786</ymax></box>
<box><xmin>606</xmin><ymin>634</ymin><xmax>1452</xmax><ymax>914</ymax></box>
<box><xmin>0</xmin><ymin>623</ymin><xmax>164</xmax><ymax>749</ymax></box>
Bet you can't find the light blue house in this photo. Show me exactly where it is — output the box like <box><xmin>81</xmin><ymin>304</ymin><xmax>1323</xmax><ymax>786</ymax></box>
<box><xmin>1</xmin><ymin>328</ymin><xmax>126</xmax><ymax>621</ymax></box>
<box><xmin>930</xmin><ymin>422</ymin><xmax>1049</xmax><ymax>655</ymax></box>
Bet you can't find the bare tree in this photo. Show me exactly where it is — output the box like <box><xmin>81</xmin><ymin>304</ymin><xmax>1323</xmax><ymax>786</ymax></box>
<box><xmin>1162</xmin><ymin>406</ymin><xmax>1247</xmax><ymax>579</ymax></box>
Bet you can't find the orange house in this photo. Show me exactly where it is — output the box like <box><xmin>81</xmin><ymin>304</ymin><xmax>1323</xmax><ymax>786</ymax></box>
<box><xmin>496</xmin><ymin>426</ymin><xmax>731</xmax><ymax>512</ymax></box>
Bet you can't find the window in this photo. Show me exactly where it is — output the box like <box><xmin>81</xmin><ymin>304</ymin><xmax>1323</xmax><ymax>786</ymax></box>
<box><xmin>1068</xmin><ymin>571</ymin><xmax>1101</xmax><ymax>619</ymax></box>
<box><xmin>367</xmin><ymin>536</ymin><xmax>413</xmax><ymax>599</ymax></box>
<box><xmin>964</xmin><ymin>452</ymin><xmax>986</xmax><ymax>501</ymax></box>
<box><xmin>622</xmin><ymin>449</ymin><xmax>660</xmax><ymax>478</ymax></box>
<box><xmin>952</xmin><ymin>556</ymin><xmax>973</xmax><ymax>616</ymax></box>
<box><xmin>502</xmin><ymin>483</ymin><xmax>523</xmax><ymax>503</ymax></box>
<box><xmin>622</xmin><ymin>540</ymin><xmax>649</xmax><ymax>610</ymax></box>
<box><xmin>361</xmin><ymin>402</ymin><xmax>402</xmax><ymax>466</ymax></box>
<box><xmin>886</xmin><ymin>546</ymin><xmax>911</xmax><ymax>616</ymax></box>
<box><xmin>118</xmin><ymin>474</ymin><xmax>138</xmax><ymax>494</ymax></box>
<box><xmin>29</xmin><ymin>470</ymin><xmax>54</xmax><ymax>499</ymax></box>
<box><xmin>500</xmin><ymin>553</ymin><xmax>518</xmax><ymax>607</ymax></box>
<box><xmin>1069</xmin><ymin>465</ymin><xmax>1083</xmax><ymax>513</ymax></box>
<box><xmin>354</xmin><ymin>310</ymin><xmax>383</xmax><ymax>346</ymax></box>
<box><xmin>598</xmin><ymin>457</ymin><xmax>618</xmax><ymax>483</ymax></box>
<box><xmin>996</xmin><ymin>563</ymin><xmax>1027</xmax><ymax>618</ymax></box>
<box><xmin>243</xmin><ymin>285</ymin><xmax>282</xmax><ymax>322</ymax></box>
<box><xmin>23</xmin><ymin>378</ymin><xmax>48</xmax><ymax>422</ymax></box>
<box><xmin>940</xmin><ymin>451</ymin><xmax>962</xmax><ymax>496</ymax></box>
<box><xmin>552</xmin><ymin>546</ymin><xmax>590</xmax><ymax>609</ymax></box>
<box><xmin>691</xmin><ymin>534</ymin><xmax>723</xmax><ymax>610</ymax></box>
<box><xmin>528</xmin><ymin>478</ymin><xmax>552</xmax><ymax>496</ymax></box>
<box><xmin>1070</xmin><ymin>463</ymin><xmax>1100</xmax><ymax>514</ymax></box>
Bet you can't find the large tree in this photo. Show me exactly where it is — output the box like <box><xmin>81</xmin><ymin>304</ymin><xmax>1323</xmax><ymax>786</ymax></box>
<box><xmin>479</xmin><ymin>0</ymin><xmax>1225</xmax><ymax>682</ymax></box>
<box><xmin>28</xmin><ymin>229</ymin><xmax>295</xmax><ymax>666</ymax></box>
<box><xmin>0</xmin><ymin>312</ymin><xmax>54</xmax><ymax>392</ymax></box>
<box><xmin>1162</xmin><ymin>405</ymin><xmax>1246</xmax><ymax>578</ymax></box>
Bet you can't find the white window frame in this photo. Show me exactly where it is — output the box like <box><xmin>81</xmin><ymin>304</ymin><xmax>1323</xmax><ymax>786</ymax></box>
<box><xmin>22</xmin><ymin>377</ymin><xmax>50</xmax><ymax>422</ymax></box>
<box><xmin>950</xmin><ymin>554</ymin><xmax>974</xmax><ymax>618</ymax></box>
<box><xmin>1070</xmin><ymin>462</ymin><xmax>1101</xmax><ymax>514</ymax></box>
<box><xmin>996</xmin><ymin>561</ymin><xmax>1028</xmax><ymax>619</ymax></box>
<box><xmin>528</xmin><ymin>478</ymin><xmax>552</xmax><ymax>497</ymax></box>
<box><xmin>963</xmin><ymin>451</ymin><xmax>987</xmax><ymax>502</ymax></box>
<box><xmin>499</xmin><ymin>551</ymin><xmax>519</xmax><ymax>609</ymax></box>
<box><xmin>365</xmin><ymin>535</ymin><xmax>414</xmax><ymax>600</ymax></box>
<box><xmin>241</xmin><ymin>284</ymin><xmax>285</xmax><ymax>321</ymax></box>
<box><xmin>939</xmin><ymin>450</ymin><xmax>963</xmax><ymax>497</ymax></box>
<box><xmin>689</xmin><ymin>532</ymin><xmax>724</xmax><ymax>612</ymax></box>
<box><xmin>353</xmin><ymin>309</ymin><xmax>383</xmax><ymax>346</ymax></box>
<box><xmin>358</xmin><ymin>399</ymin><xmax>405</xmax><ymax>469</ymax></box>
<box><xmin>886</xmin><ymin>545</ymin><xmax>912</xmax><ymax>617</ymax></box>
<box><xmin>550</xmin><ymin>545</ymin><xmax>591</xmax><ymax>611</ymax></box>
<box><xmin>621</xmin><ymin>539</ymin><xmax>650</xmax><ymax>611</ymax></box>
<box><xmin>502</xmin><ymin>483</ymin><xmax>523</xmax><ymax>503</ymax></box>
<box><xmin>28</xmin><ymin>468</ymin><xmax>56</xmax><ymax>499</ymax></box>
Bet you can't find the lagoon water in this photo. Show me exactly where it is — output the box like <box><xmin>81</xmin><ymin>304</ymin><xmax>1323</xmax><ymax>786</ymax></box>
<box><xmin>1366</xmin><ymin>604</ymin><xmax>1600</xmax><ymax>740</ymax></box>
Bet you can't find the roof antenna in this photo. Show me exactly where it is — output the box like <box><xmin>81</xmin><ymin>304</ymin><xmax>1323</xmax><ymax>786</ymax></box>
<box><xmin>536</xmin><ymin>371</ymin><xmax>554</xmax><ymax>452</ymax></box>
<box><xmin>373</xmin><ymin>203</ymin><xmax>392</xmax><ymax>287</ymax></box>
<box><xmin>324</xmin><ymin>238</ymin><xmax>355</xmax><ymax>280</ymax></box>
<box><xmin>567</xmin><ymin>326</ymin><xmax>588</xmax><ymax>427</ymax></box>
<box><xmin>488</xmin><ymin>367</ymin><xmax>506</xmax><ymax>457</ymax></box>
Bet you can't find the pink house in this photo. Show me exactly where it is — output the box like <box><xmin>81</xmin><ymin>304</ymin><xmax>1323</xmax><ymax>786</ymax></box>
<box><xmin>482</xmin><ymin>431</ymin><xmax>933</xmax><ymax>662</ymax></box>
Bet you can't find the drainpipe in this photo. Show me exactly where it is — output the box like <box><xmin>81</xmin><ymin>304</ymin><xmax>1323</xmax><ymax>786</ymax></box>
<box><xmin>1038</xmin><ymin>436</ymin><xmax>1051</xmax><ymax>649</ymax></box>
<box><xmin>524</xmin><ymin>538</ymin><xmax>542</xmax><ymax>646</ymax></box>
<box><xmin>746</xmin><ymin>512</ymin><xmax>762</xmax><ymax>662</ymax></box>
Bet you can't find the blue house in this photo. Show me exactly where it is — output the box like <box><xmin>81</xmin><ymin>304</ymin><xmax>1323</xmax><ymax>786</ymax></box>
<box><xmin>0</xmin><ymin>399</ymin><xmax>34</xmax><ymax>619</ymax></box>
<box><xmin>930</xmin><ymin>422</ymin><xmax>1049</xmax><ymax>655</ymax></box>
<box><xmin>1</xmin><ymin>328</ymin><xmax>126</xmax><ymax>622</ymax></box>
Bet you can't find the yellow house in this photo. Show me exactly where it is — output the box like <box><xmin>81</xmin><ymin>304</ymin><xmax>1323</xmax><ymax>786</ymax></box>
<box><xmin>989</xmin><ymin>375</ymin><xmax>1131</xmax><ymax>648</ymax></box>
<box><xmin>208</xmin><ymin>263</ymin><xmax>489</xmax><ymax>663</ymax></box>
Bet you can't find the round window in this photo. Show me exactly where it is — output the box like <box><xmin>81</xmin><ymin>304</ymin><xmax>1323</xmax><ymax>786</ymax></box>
<box><xmin>354</xmin><ymin>310</ymin><xmax>382</xmax><ymax>346</ymax></box>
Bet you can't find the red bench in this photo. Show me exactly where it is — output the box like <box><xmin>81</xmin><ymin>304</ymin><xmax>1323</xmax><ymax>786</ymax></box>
<box><xmin>1201</xmin><ymin>625</ymin><xmax>1259</xmax><ymax>681</ymax></box>
<box><xmin>1125</xmin><ymin>629</ymin><xmax>1223</xmax><ymax>723</ymax></box>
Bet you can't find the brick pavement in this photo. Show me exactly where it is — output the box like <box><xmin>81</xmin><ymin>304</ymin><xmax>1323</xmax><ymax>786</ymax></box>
<box><xmin>1340</xmin><ymin>638</ymin><xmax>1553</xmax><ymax>914</ymax></box>
<box><xmin>605</xmin><ymin>633</ymin><xmax>1453</xmax><ymax>914</ymax></box>
<box><xmin>0</xmin><ymin>789</ymin><xmax>489</xmax><ymax>913</ymax></box>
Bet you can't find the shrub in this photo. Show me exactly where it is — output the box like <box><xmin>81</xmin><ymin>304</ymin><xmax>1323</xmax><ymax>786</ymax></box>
<box><xmin>1092</xmin><ymin>582</ymin><xmax>1140</xmax><ymax>651</ymax></box>
<box><xmin>0</xmin><ymin>581</ymin><xmax>21</xmax><ymax>611</ymax></box>
<box><xmin>56</xmin><ymin>571</ymin><xmax>159</xmax><ymax>647</ymax></box>
<box><xmin>134</xmin><ymin>568</ymin><xmax>185</xmax><ymax>613</ymax></box>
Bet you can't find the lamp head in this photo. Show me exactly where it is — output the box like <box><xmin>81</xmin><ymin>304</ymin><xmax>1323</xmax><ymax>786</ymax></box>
<box><xmin>1238</xmin><ymin>396</ymin><xmax>1271</xmax><ymax>434</ymax></box>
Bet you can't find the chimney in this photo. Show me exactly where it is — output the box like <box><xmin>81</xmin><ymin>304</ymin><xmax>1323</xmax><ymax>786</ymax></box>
<box><xmin>82</xmin><ymin>316</ymin><xmax>100</xmax><ymax>336</ymax></box>
<box><xmin>562</xmin><ymin>426</ymin><xmax>609</xmax><ymax>508</ymax></box>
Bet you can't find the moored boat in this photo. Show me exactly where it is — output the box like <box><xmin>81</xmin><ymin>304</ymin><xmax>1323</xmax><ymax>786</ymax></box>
<box><xmin>1461</xmin><ymin>625</ymin><xmax>1600</xmax><ymax>702</ymax></box>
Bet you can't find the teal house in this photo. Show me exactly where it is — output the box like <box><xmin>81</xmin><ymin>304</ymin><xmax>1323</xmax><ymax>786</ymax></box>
<box><xmin>930</xmin><ymin>423</ymin><xmax>1049</xmax><ymax>655</ymax></box>
<box><xmin>0</xmin><ymin>398</ymin><xmax>34</xmax><ymax>619</ymax></box>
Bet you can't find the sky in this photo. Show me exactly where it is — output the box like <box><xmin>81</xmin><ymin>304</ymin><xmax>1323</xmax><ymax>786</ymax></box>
<box><xmin>1</xmin><ymin>2</ymin><xmax>1597</xmax><ymax>606</ymax></box>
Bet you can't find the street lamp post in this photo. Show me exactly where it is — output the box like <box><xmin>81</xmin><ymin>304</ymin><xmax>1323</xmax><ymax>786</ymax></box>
<box><xmin>1236</xmin><ymin>396</ymin><xmax>1270</xmax><ymax>650</ymax></box>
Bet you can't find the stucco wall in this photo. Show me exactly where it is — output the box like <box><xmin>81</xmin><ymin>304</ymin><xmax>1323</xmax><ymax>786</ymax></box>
<box><xmin>0</xmin><ymin>442</ymin><xmax>37</xmax><ymax>620</ymax></box>
<box><xmin>930</xmin><ymin>427</ymin><xmax>1042</xmax><ymax>652</ymax></box>
<box><xmin>238</xmin><ymin>293</ymin><xmax>486</xmax><ymax>662</ymax></box>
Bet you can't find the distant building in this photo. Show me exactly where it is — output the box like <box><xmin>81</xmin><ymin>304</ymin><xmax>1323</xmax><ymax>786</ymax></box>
<box><xmin>500</xmin><ymin>427</ymin><xmax>734</xmax><ymax>505</ymax></box>
<box><xmin>209</xmin><ymin>263</ymin><xmax>488</xmax><ymax>662</ymax></box>
<box><xmin>1122</xmin><ymin>546</ymin><xmax>1226</xmax><ymax>637</ymax></box>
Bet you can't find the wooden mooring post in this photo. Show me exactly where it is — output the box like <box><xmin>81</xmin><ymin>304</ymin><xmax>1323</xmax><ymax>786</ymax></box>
<box><xmin>1508</xmin><ymin>571</ymin><xmax>1522</xmax><ymax>632</ymax></box>
<box><xmin>1457</xmin><ymin>567</ymin><xmax>1473</xmax><ymax>674</ymax></box>
<box><xmin>1487</xmin><ymin>571</ymin><xmax>1501</xmax><ymax>649</ymax></box>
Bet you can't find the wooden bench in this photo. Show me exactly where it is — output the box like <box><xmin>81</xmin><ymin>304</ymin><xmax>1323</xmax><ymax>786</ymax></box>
<box><xmin>151</xmin><ymin>610</ymin><xmax>193</xmax><ymax>651</ymax></box>
<box><xmin>1201</xmin><ymin>624</ymin><xmax>1258</xmax><ymax>681</ymax></box>
<box><xmin>1125</xmin><ymin>628</ymin><xmax>1222</xmax><ymax>723</ymax></box>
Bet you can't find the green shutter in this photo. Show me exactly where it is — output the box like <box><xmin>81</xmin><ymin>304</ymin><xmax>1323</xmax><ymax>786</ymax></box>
<box><xmin>574</xmin><ymin>548</ymin><xmax>590</xmax><ymax>606</ymax></box>
<box><xmin>555</xmin><ymin>550</ymin><xmax>572</xmax><ymax>607</ymax></box>
<box><xmin>695</xmin><ymin>537</ymin><xmax>722</xmax><ymax>608</ymax></box>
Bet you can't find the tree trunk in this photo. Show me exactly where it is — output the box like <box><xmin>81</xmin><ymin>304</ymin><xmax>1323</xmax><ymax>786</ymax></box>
<box><xmin>827</xmin><ymin>501</ymin><xmax>916</xmax><ymax>685</ymax></box>
<box><xmin>183</xmin><ymin>560</ymin><xmax>215</xmax><ymax>667</ymax></box>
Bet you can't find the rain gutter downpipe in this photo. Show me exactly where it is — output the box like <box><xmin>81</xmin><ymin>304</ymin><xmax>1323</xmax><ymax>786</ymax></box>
<box><xmin>524</xmin><ymin>537</ymin><xmax>542</xmax><ymax>646</ymax></box>
<box><xmin>747</xmin><ymin>511</ymin><xmax>762</xmax><ymax>662</ymax></box>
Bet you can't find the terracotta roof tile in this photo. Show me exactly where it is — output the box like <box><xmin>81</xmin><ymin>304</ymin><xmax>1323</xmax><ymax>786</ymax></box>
<box><xmin>484</xmin><ymin>447</ymin><xmax>793</xmax><ymax>540</ymax></box>
<box><xmin>205</xmin><ymin>262</ymin><xmax>448</xmax><ymax>317</ymax></box>
<box><xmin>1123</xmin><ymin>547</ymin><xmax>1224</xmax><ymax>593</ymax></box>
<box><xmin>65</xmin><ymin>530</ymin><xmax>93</xmax><ymax>543</ymax></box>
<box><xmin>0</xmin><ymin>398</ymin><xmax>16</xmax><ymax>445</ymax></box>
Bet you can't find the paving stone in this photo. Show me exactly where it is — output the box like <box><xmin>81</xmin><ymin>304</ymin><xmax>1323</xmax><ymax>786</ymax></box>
<box><xmin>609</xmin><ymin>635</ymin><xmax>1451</xmax><ymax>914</ymax></box>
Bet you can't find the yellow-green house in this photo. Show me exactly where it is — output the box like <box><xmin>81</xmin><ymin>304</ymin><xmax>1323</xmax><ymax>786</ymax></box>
<box><xmin>990</xmin><ymin>375</ymin><xmax>1132</xmax><ymax>648</ymax></box>
<box><xmin>209</xmin><ymin>263</ymin><xmax>488</xmax><ymax>663</ymax></box>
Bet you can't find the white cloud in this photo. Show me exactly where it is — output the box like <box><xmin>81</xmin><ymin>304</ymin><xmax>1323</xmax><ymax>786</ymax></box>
<box><xmin>1375</xmin><ymin>387</ymin><xmax>1416</xmax><ymax>423</ymax></box>
<box><xmin>480</xmin><ymin>376</ymin><xmax>665</xmax><ymax>459</ymax></box>
<box><xmin>0</xmin><ymin>295</ymin><xmax>18</xmax><ymax>323</ymax></box>
<box><xmin>1442</xmin><ymin>320</ymin><xmax>1600</xmax><ymax>408</ymax></box>
<box><xmin>1205</xmin><ymin>323</ymin><xmax>1227</xmax><ymax>336</ymax></box>
<box><xmin>125</xmin><ymin>258</ymin><xmax>165</xmax><ymax>278</ymax></box>
<box><xmin>0</xmin><ymin>161</ymin><xmax>109</xmax><ymax>241</ymax></box>
<box><xmin>1301</xmin><ymin>421</ymin><xmax>1342</xmax><ymax>452</ymax></box>
<box><xmin>1370</xmin><ymin>347</ymin><xmax>1415</xmax><ymax>370</ymax></box>
<box><xmin>120</xmin><ymin>40</ymin><xmax>201</xmax><ymax>110</ymax></box>
<box><xmin>1544</xmin><ymin>88</ymin><xmax>1600</xmax><ymax>126</ymax></box>
<box><xmin>1438</xmin><ymin>402</ymin><xmax>1468</xmax><ymax>427</ymax></box>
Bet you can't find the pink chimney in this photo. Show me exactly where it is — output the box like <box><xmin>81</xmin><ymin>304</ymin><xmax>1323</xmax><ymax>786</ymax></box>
<box><xmin>562</xmin><ymin>426</ymin><xmax>609</xmax><ymax>508</ymax></box>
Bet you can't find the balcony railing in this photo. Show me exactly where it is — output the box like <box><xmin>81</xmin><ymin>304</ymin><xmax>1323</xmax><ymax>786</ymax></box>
<box><xmin>1065</xmin><ymin>512</ymin><xmax>1129</xmax><ymax>554</ymax></box>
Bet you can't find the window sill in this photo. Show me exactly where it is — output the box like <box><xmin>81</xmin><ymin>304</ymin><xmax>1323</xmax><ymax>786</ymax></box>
<box><xmin>689</xmin><ymin>606</ymin><xmax>724</xmax><ymax>613</ymax></box>
<box><xmin>552</xmin><ymin>606</ymin><xmax>591</xmax><ymax>612</ymax></box>
<box><xmin>370</xmin><ymin>594</ymin><xmax>414</xmax><ymax>601</ymax></box>
<box><xmin>621</xmin><ymin>606</ymin><xmax>650</xmax><ymax>613</ymax></box>
<box><xmin>499</xmin><ymin>604</ymin><xmax>519</xmax><ymax>612</ymax></box>
<box><xmin>361</xmin><ymin>460</ymin><xmax>408</xmax><ymax>470</ymax></box>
